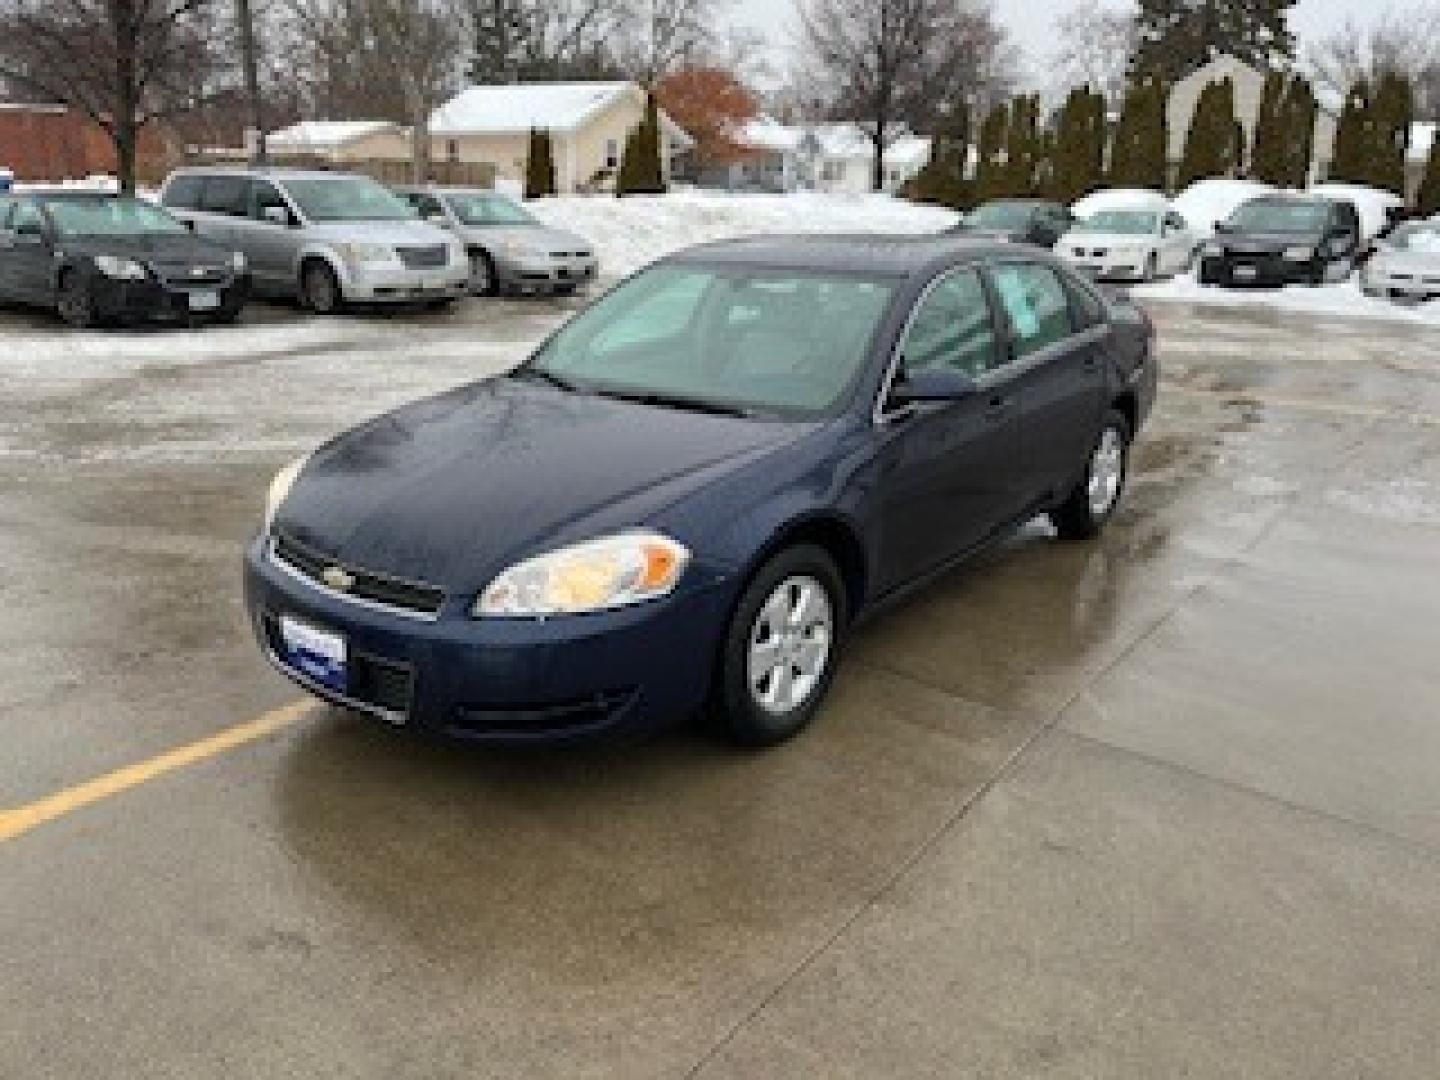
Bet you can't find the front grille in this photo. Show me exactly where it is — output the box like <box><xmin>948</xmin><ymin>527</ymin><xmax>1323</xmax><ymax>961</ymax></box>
<box><xmin>395</xmin><ymin>245</ymin><xmax>449</xmax><ymax>269</ymax></box>
<box><xmin>272</xmin><ymin>530</ymin><xmax>445</xmax><ymax>617</ymax></box>
<box><xmin>548</xmin><ymin>250</ymin><xmax>592</xmax><ymax>259</ymax></box>
<box><xmin>152</xmin><ymin>262</ymin><xmax>228</xmax><ymax>287</ymax></box>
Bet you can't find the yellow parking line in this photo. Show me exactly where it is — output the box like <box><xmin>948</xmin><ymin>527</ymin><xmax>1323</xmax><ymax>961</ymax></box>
<box><xmin>0</xmin><ymin>700</ymin><xmax>312</xmax><ymax>845</ymax></box>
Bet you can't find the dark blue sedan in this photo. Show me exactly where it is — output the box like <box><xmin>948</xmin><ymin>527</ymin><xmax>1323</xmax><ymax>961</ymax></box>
<box><xmin>244</xmin><ymin>235</ymin><xmax>1156</xmax><ymax>746</ymax></box>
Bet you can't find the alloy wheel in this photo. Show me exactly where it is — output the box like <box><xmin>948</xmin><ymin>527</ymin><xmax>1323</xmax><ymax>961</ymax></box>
<box><xmin>746</xmin><ymin>574</ymin><xmax>834</xmax><ymax>715</ymax></box>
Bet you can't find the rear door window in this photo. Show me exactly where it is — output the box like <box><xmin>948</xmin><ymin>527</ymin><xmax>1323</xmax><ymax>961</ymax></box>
<box><xmin>989</xmin><ymin>262</ymin><xmax>1075</xmax><ymax>359</ymax></box>
<box><xmin>162</xmin><ymin>174</ymin><xmax>203</xmax><ymax>210</ymax></box>
<box><xmin>249</xmin><ymin>179</ymin><xmax>289</xmax><ymax>221</ymax></box>
<box><xmin>198</xmin><ymin>175</ymin><xmax>249</xmax><ymax>217</ymax></box>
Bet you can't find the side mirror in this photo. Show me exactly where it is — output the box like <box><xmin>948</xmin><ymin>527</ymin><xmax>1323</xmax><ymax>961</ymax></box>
<box><xmin>261</xmin><ymin>205</ymin><xmax>290</xmax><ymax>228</ymax></box>
<box><xmin>890</xmin><ymin>367</ymin><xmax>979</xmax><ymax>406</ymax></box>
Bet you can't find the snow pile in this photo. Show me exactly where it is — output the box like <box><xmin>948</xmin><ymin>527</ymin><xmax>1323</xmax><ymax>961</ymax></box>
<box><xmin>1072</xmin><ymin>188</ymin><xmax>1170</xmax><ymax>219</ymax></box>
<box><xmin>527</xmin><ymin>191</ymin><xmax>959</xmax><ymax>279</ymax></box>
<box><xmin>1172</xmin><ymin>179</ymin><xmax>1276</xmax><ymax>237</ymax></box>
<box><xmin>1308</xmin><ymin>183</ymin><xmax>1404</xmax><ymax>240</ymax></box>
<box><xmin>1133</xmin><ymin>273</ymin><xmax>1440</xmax><ymax>326</ymax></box>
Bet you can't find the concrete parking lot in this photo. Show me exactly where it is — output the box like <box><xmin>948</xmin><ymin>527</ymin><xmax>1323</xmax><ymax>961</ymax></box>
<box><xmin>2</xmin><ymin>294</ymin><xmax>1439</xmax><ymax>1078</ymax></box>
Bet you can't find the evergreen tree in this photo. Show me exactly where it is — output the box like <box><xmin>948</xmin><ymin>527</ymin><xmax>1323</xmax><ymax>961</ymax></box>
<box><xmin>1130</xmin><ymin>0</ymin><xmax>1298</xmax><ymax>85</ymax></box>
<box><xmin>1109</xmin><ymin>78</ymin><xmax>1169</xmax><ymax>190</ymax></box>
<box><xmin>524</xmin><ymin>127</ymin><xmax>557</xmax><ymax>199</ymax></box>
<box><xmin>1049</xmin><ymin>87</ymin><xmax>1108</xmax><ymax>205</ymax></box>
<box><xmin>973</xmin><ymin>102</ymin><xmax>1010</xmax><ymax>202</ymax></box>
<box><xmin>1282</xmin><ymin>75</ymin><xmax>1317</xmax><ymax>188</ymax></box>
<box><xmin>1177</xmin><ymin>77</ymin><xmax>1244</xmax><ymax>188</ymax></box>
<box><xmin>1417</xmin><ymin>135</ymin><xmax>1440</xmax><ymax>216</ymax></box>
<box><xmin>1329</xmin><ymin>78</ymin><xmax>1373</xmax><ymax>185</ymax></box>
<box><xmin>615</xmin><ymin>92</ymin><xmax>667</xmax><ymax>196</ymax></box>
<box><xmin>1252</xmin><ymin>71</ymin><xmax>1287</xmax><ymax>186</ymax></box>
<box><xmin>1005</xmin><ymin>95</ymin><xmax>1043</xmax><ymax>196</ymax></box>
<box><xmin>1370</xmin><ymin>71</ymin><xmax>1413</xmax><ymax>195</ymax></box>
<box><xmin>907</xmin><ymin>102</ymin><xmax>972</xmax><ymax>209</ymax></box>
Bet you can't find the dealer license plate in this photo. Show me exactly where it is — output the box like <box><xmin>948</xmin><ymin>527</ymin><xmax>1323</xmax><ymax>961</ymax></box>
<box><xmin>278</xmin><ymin>615</ymin><xmax>347</xmax><ymax>693</ymax></box>
<box><xmin>188</xmin><ymin>290</ymin><xmax>221</xmax><ymax>311</ymax></box>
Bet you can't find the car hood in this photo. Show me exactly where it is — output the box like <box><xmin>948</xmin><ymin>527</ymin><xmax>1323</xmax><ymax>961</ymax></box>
<box><xmin>276</xmin><ymin>378</ymin><xmax>810</xmax><ymax>595</ymax></box>
<box><xmin>57</xmin><ymin>232</ymin><xmax>233</xmax><ymax>262</ymax></box>
<box><xmin>1370</xmin><ymin>249</ymin><xmax>1440</xmax><ymax>276</ymax></box>
<box><xmin>1214</xmin><ymin>231</ymin><xmax>1321</xmax><ymax>253</ymax></box>
<box><xmin>1060</xmin><ymin>231</ymin><xmax>1157</xmax><ymax>250</ymax></box>
<box><xmin>956</xmin><ymin>226</ymin><xmax>1025</xmax><ymax>242</ymax></box>
<box><xmin>298</xmin><ymin>219</ymin><xmax>455</xmax><ymax>246</ymax></box>
<box><xmin>455</xmin><ymin>224</ymin><xmax>592</xmax><ymax>253</ymax></box>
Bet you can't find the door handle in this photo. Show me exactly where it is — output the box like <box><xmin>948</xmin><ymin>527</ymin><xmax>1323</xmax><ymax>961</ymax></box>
<box><xmin>984</xmin><ymin>393</ymin><xmax>1012</xmax><ymax>421</ymax></box>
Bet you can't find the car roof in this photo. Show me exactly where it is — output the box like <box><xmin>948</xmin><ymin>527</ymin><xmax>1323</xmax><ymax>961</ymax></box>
<box><xmin>168</xmin><ymin>167</ymin><xmax>360</xmax><ymax>182</ymax></box>
<box><xmin>666</xmin><ymin>233</ymin><xmax>1020</xmax><ymax>278</ymax></box>
<box><xmin>394</xmin><ymin>185</ymin><xmax>506</xmax><ymax>196</ymax></box>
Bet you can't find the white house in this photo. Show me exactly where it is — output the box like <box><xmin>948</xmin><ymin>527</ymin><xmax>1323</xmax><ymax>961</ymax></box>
<box><xmin>427</xmin><ymin>82</ymin><xmax>692</xmax><ymax>194</ymax></box>
<box><xmin>265</xmin><ymin>120</ymin><xmax>411</xmax><ymax>163</ymax></box>
<box><xmin>715</xmin><ymin>117</ymin><xmax>931</xmax><ymax>195</ymax></box>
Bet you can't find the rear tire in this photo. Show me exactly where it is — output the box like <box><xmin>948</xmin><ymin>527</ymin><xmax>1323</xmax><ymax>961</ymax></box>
<box><xmin>1142</xmin><ymin>252</ymin><xmax>1158</xmax><ymax>283</ymax></box>
<box><xmin>300</xmin><ymin>260</ymin><xmax>343</xmax><ymax>315</ymax></box>
<box><xmin>1050</xmin><ymin>410</ymin><xmax>1131</xmax><ymax>541</ymax></box>
<box><xmin>56</xmin><ymin>271</ymin><xmax>98</xmax><ymax>329</ymax></box>
<box><xmin>711</xmin><ymin>545</ymin><xmax>847</xmax><ymax>748</ymax></box>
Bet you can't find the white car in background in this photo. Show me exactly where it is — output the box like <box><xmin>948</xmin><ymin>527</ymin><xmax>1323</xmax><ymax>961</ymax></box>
<box><xmin>1058</xmin><ymin>207</ymin><xmax>1198</xmax><ymax>282</ymax></box>
<box><xmin>1361</xmin><ymin>219</ymin><xmax>1440</xmax><ymax>302</ymax></box>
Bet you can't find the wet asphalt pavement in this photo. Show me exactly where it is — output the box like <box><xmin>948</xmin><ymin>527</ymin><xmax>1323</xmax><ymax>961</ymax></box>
<box><xmin>2</xmin><ymin>294</ymin><xmax>1440</xmax><ymax>1077</ymax></box>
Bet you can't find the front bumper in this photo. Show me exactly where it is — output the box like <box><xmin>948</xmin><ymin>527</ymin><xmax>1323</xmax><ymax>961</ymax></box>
<box><xmin>1198</xmin><ymin>254</ymin><xmax>1320</xmax><ymax>287</ymax></box>
<box><xmin>495</xmin><ymin>253</ymin><xmax>598</xmax><ymax>293</ymax></box>
<box><xmin>243</xmin><ymin>535</ymin><xmax>731</xmax><ymax>744</ymax></box>
<box><xmin>1362</xmin><ymin>270</ymin><xmax>1440</xmax><ymax>301</ymax></box>
<box><xmin>91</xmin><ymin>274</ymin><xmax>250</xmax><ymax>321</ymax></box>
<box><xmin>1068</xmin><ymin>253</ymin><xmax>1150</xmax><ymax>281</ymax></box>
<box><xmin>340</xmin><ymin>261</ymin><xmax>469</xmax><ymax>303</ymax></box>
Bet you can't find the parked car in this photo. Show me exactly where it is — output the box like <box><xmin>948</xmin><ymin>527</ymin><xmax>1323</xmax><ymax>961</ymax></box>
<box><xmin>1058</xmin><ymin>207</ymin><xmax>1197</xmax><ymax>282</ymax></box>
<box><xmin>953</xmin><ymin>200</ymin><xmax>1075</xmax><ymax>249</ymax></box>
<box><xmin>1361</xmin><ymin>220</ymin><xmax>1440</xmax><ymax>302</ymax></box>
<box><xmin>159</xmin><ymin>168</ymin><xmax>468</xmax><ymax>314</ymax></box>
<box><xmin>1199</xmin><ymin>195</ymin><xmax>1362</xmax><ymax>287</ymax></box>
<box><xmin>246</xmin><ymin>235</ymin><xmax>1156</xmax><ymax>748</ymax></box>
<box><xmin>0</xmin><ymin>191</ymin><xmax>249</xmax><ymax>328</ymax></box>
<box><xmin>394</xmin><ymin>186</ymin><xmax>597</xmax><ymax>297</ymax></box>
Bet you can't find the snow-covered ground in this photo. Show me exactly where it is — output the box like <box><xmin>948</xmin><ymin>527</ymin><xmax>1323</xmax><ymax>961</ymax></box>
<box><xmin>527</xmin><ymin>191</ymin><xmax>960</xmax><ymax>280</ymax></box>
<box><xmin>1132</xmin><ymin>272</ymin><xmax>1440</xmax><ymax>327</ymax></box>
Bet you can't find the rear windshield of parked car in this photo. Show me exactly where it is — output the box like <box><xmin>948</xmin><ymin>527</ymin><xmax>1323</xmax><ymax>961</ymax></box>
<box><xmin>529</xmin><ymin>264</ymin><xmax>897</xmax><ymax>418</ymax></box>
<box><xmin>43</xmin><ymin>197</ymin><xmax>188</xmax><ymax>237</ymax></box>
<box><xmin>446</xmin><ymin>193</ymin><xmax>537</xmax><ymax>227</ymax></box>
<box><xmin>1390</xmin><ymin>223</ymin><xmax>1440</xmax><ymax>253</ymax></box>
<box><xmin>1227</xmin><ymin>201</ymin><xmax>1332</xmax><ymax>233</ymax></box>
<box><xmin>965</xmin><ymin>203</ymin><xmax>1038</xmax><ymax>229</ymax></box>
<box><xmin>1075</xmin><ymin>211</ymin><xmax>1158</xmax><ymax>235</ymax></box>
<box><xmin>281</xmin><ymin>176</ymin><xmax>417</xmax><ymax>222</ymax></box>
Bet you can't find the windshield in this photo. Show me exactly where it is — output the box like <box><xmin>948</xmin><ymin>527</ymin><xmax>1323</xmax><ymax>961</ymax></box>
<box><xmin>1227</xmin><ymin>200</ymin><xmax>1331</xmax><ymax>234</ymax></box>
<box><xmin>1075</xmin><ymin>210</ymin><xmax>1160</xmax><ymax>235</ymax></box>
<box><xmin>446</xmin><ymin>192</ymin><xmax>537</xmax><ymax>227</ymax></box>
<box><xmin>43</xmin><ymin>197</ymin><xmax>188</xmax><ymax>237</ymax></box>
<box><xmin>282</xmin><ymin>176</ymin><xmax>417</xmax><ymax>222</ymax></box>
<box><xmin>964</xmin><ymin>203</ymin><xmax>1038</xmax><ymax>229</ymax></box>
<box><xmin>527</xmin><ymin>264</ymin><xmax>897</xmax><ymax>418</ymax></box>
<box><xmin>1388</xmin><ymin>223</ymin><xmax>1440</xmax><ymax>253</ymax></box>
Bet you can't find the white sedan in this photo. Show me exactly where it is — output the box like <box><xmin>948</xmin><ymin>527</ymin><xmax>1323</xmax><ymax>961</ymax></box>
<box><xmin>1058</xmin><ymin>208</ymin><xmax>1198</xmax><ymax>283</ymax></box>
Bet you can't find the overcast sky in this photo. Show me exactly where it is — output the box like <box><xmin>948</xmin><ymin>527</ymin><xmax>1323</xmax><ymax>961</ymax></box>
<box><xmin>731</xmin><ymin>0</ymin><xmax>1386</xmax><ymax>89</ymax></box>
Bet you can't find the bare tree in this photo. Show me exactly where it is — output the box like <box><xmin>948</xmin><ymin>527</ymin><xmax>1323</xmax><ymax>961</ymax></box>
<box><xmin>613</xmin><ymin>0</ymin><xmax>729</xmax><ymax>86</ymax></box>
<box><xmin>1049</xmin><ymin>0</ymin><xmax>1138</xmax><ymax>108</ymax></box>
<box><xmin>461</xmin><ymin>0</ymin><xmax>628</xmax><ymax>83</ymax></box>
<box><xmin>0</xmin><ymin>0</ymin><xmax>231</xmax><ymax>191</ymax></box>
<box><xmin>797</xmin><ymin>0</ymin><xmax>1013</xmax><ymax>190</ymax></box>
<box><xmin>280</xmin><ymin>0</ymin><xmax>462</xmax><ymax>178</ymax></box>
<box><xmin>1309</xmin><ymin>4</ymin><xmax>1440</xmax><ymax>120</ymax></box>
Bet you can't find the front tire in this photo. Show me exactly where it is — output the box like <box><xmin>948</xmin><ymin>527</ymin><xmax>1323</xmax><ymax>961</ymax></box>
<box><xmin>1050</xmin><ymin>410</ymin><xmax>1131</xmax><ymax>541</ymax></box>
<box><xmin>300</xmin><ymin>260</ymin><xmax>343</xmax><ymax>315</ymax></box>
<box><xmin>1142</xmin><ymin>252</ymin><xmax>1158</xmax><ymax>283</ymax></box>
<box><xmin>469</xmin><ymin>249</ymin><xmax>498</xmax><ymax>297</ymax></box>
<box><xmin>712</xmin><ymin>545</ymin><xmax>847</xmax><ymax>747</ymax></box>
<box><xmin>56</xmin><ymin>271</ymin><xmax>99</xmax><ymax>329</ymax></box>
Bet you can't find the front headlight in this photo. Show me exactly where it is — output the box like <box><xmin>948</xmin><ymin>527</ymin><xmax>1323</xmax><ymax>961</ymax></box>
<box><xmin>337</xmin><ymin>242</ymin><xmax>393</xmax><ymax>265</ymax></box>
<box><xmin>231</xmin><ymin>250</ymin><xmax>247</xmax><ymax>273</ymax></box>
<box><xmin>263</xmin><ymin>455</ymin><xmax>308</xmax><ymax>534</ymax></box>
<box><xmin>94</xmin><ymin>255</ymin><xmax>147</xmax><ymax>280</ymax></box>
<box><xmin>1283</xmin><ymin>246</ymin><xmax>1315</xmax><ymax>261</ymax></box>
<box><xmin>475</xmin><ymin>531</ymin><xmax>690</xmax><ymax>618</ymax></box>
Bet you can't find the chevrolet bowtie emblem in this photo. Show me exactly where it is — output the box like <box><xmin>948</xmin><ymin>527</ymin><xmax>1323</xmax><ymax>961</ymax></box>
<box><xmin>321</xmin><ymin>565</ymin><xmax>356</xmax><ymax>592</ymax></box>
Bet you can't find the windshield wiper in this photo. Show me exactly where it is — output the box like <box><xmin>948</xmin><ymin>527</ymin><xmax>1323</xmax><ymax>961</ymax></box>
<box><xmin>511</xmin><ymin>367</ymin><xmax>578</xmax><ymax>392</ymax></box>
<box><xmin>588</xmin><ymin>386</ymin><xmax>763</xmax><ymax>419</ymax></box>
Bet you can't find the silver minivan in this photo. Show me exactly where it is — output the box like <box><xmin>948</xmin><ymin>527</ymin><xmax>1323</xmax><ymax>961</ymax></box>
<box><xmin>159</xmin><ymin>168</ymin><xmax>468</xmax><ymax>313</ymax></box>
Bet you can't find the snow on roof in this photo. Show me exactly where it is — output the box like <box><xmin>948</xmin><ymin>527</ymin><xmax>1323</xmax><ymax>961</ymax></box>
<box><xmin>268</xmin><ymin>120</ymin><xmax>398</xmax><ymax>150</ymax></box>
<box><xmin>739</xmin><ymin>116</ymin><xmax>803</xmax><ymax>154</ymax></box>
<box><xmin>431</xmin><ymin>82</ymin><xmax>632</xmax><ymax>135</ymax></box>
<box><xmin>1412</xmin><ymin>122</ymin><xmax>1436</xmax><ymax>164</ymax></box>
<box><xmin>1072</xmin><ymin>188</ymin><xmax>1171</xmax><ymax>218</ymax></box>
<box><xmin>886</xmin><ymin>135</ymin><xmax>932</xmax><ymax>169</ymax></box>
